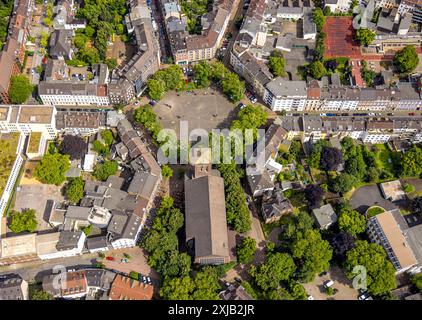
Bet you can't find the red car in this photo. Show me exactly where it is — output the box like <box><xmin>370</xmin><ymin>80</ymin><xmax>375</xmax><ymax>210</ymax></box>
<box><xmin>106</xmin><ymin>256</ymin><xmax>115</xmax><ymax>261</ymax></box>
<box><xmin>409</xmin><ymin>112</ymin><xmax>416</xmax><ymax>116</ymax></box>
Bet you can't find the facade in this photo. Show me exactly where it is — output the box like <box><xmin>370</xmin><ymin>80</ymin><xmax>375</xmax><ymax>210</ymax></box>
<box><xmin>0</xmin><ymin>274</ymin><xmax>28</xmax><ymax>300</ymax></box>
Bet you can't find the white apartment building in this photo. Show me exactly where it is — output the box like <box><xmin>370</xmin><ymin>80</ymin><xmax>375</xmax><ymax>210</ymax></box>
<box><xmin>37</xmin><ymin>231</ymin><xmax>86</xmax><ymax>260</ymax></box>
<box><xmin>108</xmin><ymin>213</ymin><xmax>143</xmax><ymax>250</ymax></box>
<box><xmin>38</xmin><ymin>83</ymin><xmax>110</xmax><ymax>106</ymax></box>
<box><xmin>264</xmin><ymin>78</ymin><xmax>307</xmax><ymax>111</ymax></box>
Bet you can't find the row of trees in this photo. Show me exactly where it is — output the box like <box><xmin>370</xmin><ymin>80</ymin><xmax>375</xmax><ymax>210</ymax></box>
<box><xmin>147</xmin><ymin>65</ymin><xmax>185</xmax><ymax>100</ymax></box>
<box><xmin>134</xmin><ymin>105</ymin><xmax>163</xmax><ymax>143</ymax></box>
<box><xmin>192</xmin><ymin>61</ymin><xmax>245</xmax><ymax>102</ymax></box>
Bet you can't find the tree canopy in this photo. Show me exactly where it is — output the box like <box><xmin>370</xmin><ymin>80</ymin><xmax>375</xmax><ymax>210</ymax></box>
<box><xmin>34</xmin><ymin>153</ymin><xmax>70</xmax><ymax>185</ymax></box>
<box><xmin>268</xmin><ymin>50</ymin><xmax>285</xmax><ymax>77</ymax></box>
<box><xmin>290</xmin><ymin>229</ymin><xmax>333</xmax><ymax>282</ymax></box>
<box><xmin>147</xmin><ymin>78</ymin><xmax>166</xmax><ymax>101</ymax></box>
<box><xmin>344</xmin><ymin>240</ymin><xmax>397</xmax><ymax>296</ymax></box>
<box><xmin>330</xmin><ymin>173</ymin><xmax>356</xmax><ymax>194</ymax></box>
<box><xmin>193</xmin><ymin>61</ymin><xmax>212</xmax><ymax>87</ymax></box>
<box><xmin>93</xmin><ymin>160</ymin><xmax>118</xmax><ymax>181</ymax></box>
<box><xmin>100</xmin><ymin>129</ymin><xmax>114</xmax><ymax>146</ymax></box>
<box><xmin>401</xmin><ymin>144</ymin><xmax>422</xmax><ymax>177</ymax></box>
<box><xmin>161</xmin><ymin>165</ymin><xmax>173</xmax><ymax>178</ymax></box>
<box><xmin>222</xmin><ymin>72</ymin><xmax>245</xmax><ymax>102</ymax></box>
<box><xmin>217</xmin><ymin>164</ymin><xmax>252</xmax><ymax>233</ymax></box>
<box><xmin>30</xmin><ymin>290</ymin><xmax>53</xmax><ymax>300</ymax></box>
<box><xmin>355</xmin><ymin>28</ymin><xmax>376</xmax><ymax>46</ymax></box>
<box><xmin>134</xmin><ymin>105</ymin><xmax>163</xmax><ymax>142</ymax></box>
<box><xmin>320</xmin><ymin>147</ymin><xmax>343</xmax><ymax>171</ymax></box>
<box><xmin>394</xmin><ymin>45</ymin><xmax>419</xmax><ymax>74</ymax></box>
<box><xmin>66</xmin><ymin>177</ymin><xmax>85</xmax><ymax>204</ymax></box>
<box><xmin>9</xmin><ymin>75</ymin><xmax>33</xmax><ymax>104</ymax></box>
<box><xmin>60</xmin><ymin>135</ymin><xmax>87</xmax><ymax>160</ymax></box>
<box><xmin>304</xmin><ymin>184</ymin><xmax>324</xmax><ymax>209</ymax></box>
<box><xmin>9</xmin><ymin>209</ymin><xmax>38</xmax><ymax>233</ymax></box>
<box><xmin>338</xmin><ymin>208</ymin><xmax>366</xmax><ymax>236</ymax></box>
<box><xmin>250</xmin><ymin>253</ymin><xmax>296</xmax><ymax>291</ymax></box>
<box><xmin>237</xmin><ymin>237</ymin><xmax>257</xmax><ymax>264</ymax></box>
<box><xmin>308</xmin><ymin>61</ymin><xmax>326</xmax><ymax>79</ymax></box>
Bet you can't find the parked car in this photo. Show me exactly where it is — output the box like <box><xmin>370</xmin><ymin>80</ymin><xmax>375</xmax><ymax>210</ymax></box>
<box><xmin>409</xmin><ymin>112</ymin><xmax>416</xmax><ymax>116</ymax></box>
<box><xmin>149</xmin><ymin>100</ymin><xmax>156</xmax><ymax>106</ymax></box>
<box><xmin>323</xmin><ymin>280</ymin><xmax>334</xmax><ymax>288</ymax></box>
<box><xmin>106</xmin><ymin>256</ymin><xmax>115</xmax><ymax>261</ymax></box>
<box><xmin>237</xmin><ymin>102</ymin><xmax>245</xmax><ymax>109</ymax></box>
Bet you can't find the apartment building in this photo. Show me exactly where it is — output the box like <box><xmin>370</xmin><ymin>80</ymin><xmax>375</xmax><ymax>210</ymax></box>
<box><xmin>108</xmin><ymin>0</ymin><xmax>160</xmax><ymax>104</ymax></box>
<box><xmin>367</xmin><ymin>209</ymin><xmax>422</xmax><ymax>274</ymax></box>
<box><xmin>162</xmin><ymin>0</ymin><xmax>234</xmax><ymax>64</ymax></box>
<box><xmin>55</xmin><ymin>110</ymin><xmax>108</xmax><ymax>136</ymax></box>
<box><xmin>263</xmin><ymin>78</ymin><xmax>308</xmax><ymax>111</ymax></box>
<box><xmin>0</xmin><ymin>0</ymin><xmax>34</xmax><ymax>103</ymax></box>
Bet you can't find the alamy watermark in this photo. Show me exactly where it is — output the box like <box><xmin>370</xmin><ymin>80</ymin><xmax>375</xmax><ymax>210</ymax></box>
<box><xmin>156</xmin><ymin>121</ymin><xmax>268</xmax><ymax>175</ymax></box>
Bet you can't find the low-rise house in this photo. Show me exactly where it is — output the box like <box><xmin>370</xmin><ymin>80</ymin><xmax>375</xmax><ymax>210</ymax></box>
<box><xmin>0</xmin><ymin>233</ymin><xmax>39</xmax><ymax>266</ymax></box>
<box><xmin>49</xmin><ymin>30</ymin><xmax>74</xmax><ymax>60</ymax></box>
<box><xmin>219</xmin><ymin>284</ymin><xmax>254</xmax><ymax>300</ymax></box>
<box><xmin>46</xmin><ymin>200</ymin><xmax>66</xmax><ymax>227</ymax></box>
<box><xmin>42</xmin><ymin>270</ymin><xmax>88</xmax><ymax>299</ymax></box>
<box><xmin>83</xmin><ymin>153</ymin><xmax>96</xmax><ymax>172</ymax></box>
<box><xmin>261</xmin><ymin>188</ymin><xmax>294</xmax><ymax>224</ymax></box>
<box><xmin>86</xmin><ymin>236</ymin><xmax>109</xmax><ymax>253</ymax></box>
<box><xmin>63</xmin><ymin>206</ymin><xmax>91</xmax><ymax>230</ymax></box>
<box><xmin>0</xmin><ymin>274</ymin><xmax>28</xmax><ymax>300</ymax></box>
<box><xmin>38</xmin><ymin>231</ymin><xmax>86</xmax><ymax>260</ymax></box>
<box><xmin>312</xmin><ymin>204</ymin><xmax>338</xmax><ymax>229</ymax></box>
<box><xmin>87</xmin><ymin>206</ymin><xmax>112</xmax><ymax>228</ymax></box>
<box><xmin>109</xmin><ymin>274</ymin><xmax>153</xmax><ymax>300</ymax></box>
<box><xmin>367</xmin><ymin>209</ymin><xmax>422</xmax><ymax>274</ymax></box>
<box><xmin>107</xmin><ymin>211</ymin><xmax>142</xmax><ymax>249</ymax></box>
<box><xmin>380</xmin><ymin>180</ymin><xmax>406</xmax><ymax>202</ymax></box>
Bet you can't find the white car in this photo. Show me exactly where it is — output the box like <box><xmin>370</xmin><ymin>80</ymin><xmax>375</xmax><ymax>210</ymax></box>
<box><xmin>307</xmin><ymin>295</ymin><xmax>314</xmax><ymax>300</ymax></box>
<box><xmin>323</xmin><ymin>280</ymin><xmax>334</xmax><ymax>288</ymax></box>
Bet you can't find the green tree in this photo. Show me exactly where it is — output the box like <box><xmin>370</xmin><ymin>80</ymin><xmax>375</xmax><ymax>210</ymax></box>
<box><xmin>230</xmin><ymin>105</ymin><xmax>268</xmax><ymax>134</ymax></box>
<box><xmin>344</xmin><ymin>240</ymin><xmax>397</xmax><ymax>296</ymax></box>
<box><xmin>291</xmin><ymin>229</ymin><xmax>333</xmax><ymax>282</ymax></box>
<box><xmin>93</xmin><ymin>160</ymin><xmax>118</xmax><ymax>181</ymax></box>
<box><xmin>338</xmin><ymin>208</ymin><xmax>366</xmax><ymax>236</ymax></box>
<box><xmin>9</xmin><ymin>75</ymin><xmax>33</xmax><ymax>104</ymax></box>
<box><xmin>193</xmin><ymin>61</ymin><xmax>212</xmax><ymax>87</ymax></box>
<box><xmin>31</xmin><ymin>290</ymin><xmax>53</xmax><ymax>300</ymax></box>
<box><xmin>100</xmin><ymin>129</ymin><xmax>114</xmax><ymax>146</ymax></box>
<box><xmin>211</xmin><ymin>61</ymin><xmax>227</xmax><ymax>81</ymax></box>
<box><xmin>250</xmin><ymin>253</ymin><xmax>296</xmax><ymax>291</ymax></box>
<box><xmin>160</xmin><ymin>276</ymin><xmax>195</xmax><ymax>300</ymax></box>
<box><xmin>268</xmin><ymin>50</ymin><xmax>285</xmax><ymax>77</ymax></box>
<box><xmin>9</xmin><ymin>209</ymin><xmax>38</xmax><ymax>233</ymax></box>
<box><xmin>222</xmin><ymin>72</ymin><xmax>245</xmax><ymax>102</ymax></box>
<box><xmin>288</xmin><ymin>281</ymin><xmax>308</xmax><ymax>300</ymax></box>
<box><xmin>92</xmin><ymin>140</ymin><xmax>110</xmax><ymax>156</ymax></box>
<box><xmin>308</xmin><ymin>60</ymin><xmax>326</xmax><ymax>79</ymax></box>
<box><xmin>237</xmin><ymin>237</ymin><xmax>256</xmax><ymax>264</ymax></box>
<box><xmin>134</xmin><ymin>105</ymin><xmax>163</xmax><ymax>141</ymax></box>
<box><xmin>412</xmin><ymin>273</ymin><xmax>422</xmax><ymax>292</ymax></box>
<box><xmin>394</xmin><ymin>45</ymin><xmax>420</xmax><ymax>74</ymax></box>
<box><xmin>161</xmin><ymin>165</ymin><xmax>173</xmax><ymax>178</ymax></box>
<box><xmin>105</xmin><ymin>58</ymin><xmax>118</xmax><ymax>70</ymax></box>
<box><xmin>65</xmin><ymin>177</ymin><xmax>85</xmax><ymax>204</ymax></box>
<box><xmin>192</xmin><ymin>267</ymin><xmax>220</xmax><ymax>300</ymax></box>
<box><xmin>312</xmin><ymin>8</ymin><xmax>326</xmax><ymax>32</ymax></box>
<box><xmin>155</xmin><ymin>65</ymin><xmax>184</xmax><ymax>91</ymax></box>
<box><xmin>147</xmin><ymin>78</ymin><xmax>166</xmax><ymax>101</ymax></box>
<box><xmin>34</xmin><ymin>153</ymin><xmax>70</xmax><ymax>185</ymax></box>
<box><xmin>355</xmin><ymin>28</ymin><xmax>376</xmax><ymax>46</ymax></box>
<box><xmin>330</xmin><ymin>173</ymin><xmax>356</xmax><ymax>194</ymax></box>
<box><xmin>401</xmin><ymin>144</ymin><xmax>422</xmax><ymax>176</ymax></box>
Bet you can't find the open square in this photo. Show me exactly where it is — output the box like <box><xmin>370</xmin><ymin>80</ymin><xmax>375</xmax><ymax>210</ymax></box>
<box><xmin>153</xmin><ymin>88</ymin><xmax>238</xmax><ymax>136</ymax></box>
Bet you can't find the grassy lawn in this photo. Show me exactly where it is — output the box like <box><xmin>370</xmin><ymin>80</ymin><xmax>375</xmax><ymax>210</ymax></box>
<box><xmin>374</xmin><ymin>143</ymin><xmax>395</xmax><ymax>175</ymax></box>
<box><xmin>27</xmin><ymin>132</ymin><xmax>41</xmax><ymax>153</ymax></box>
<box><xmin>366</xmin><ymin>206</ymin><xmax>385</xmax><ymax>218</ymax></box>
<box><xmin>0</xmin><ymin>133</ymin><xmax>20</xmax><ymax>197</ymax></box>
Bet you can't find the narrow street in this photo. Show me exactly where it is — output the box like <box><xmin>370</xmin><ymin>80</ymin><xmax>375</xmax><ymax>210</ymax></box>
<box><xmin>222</xmin><ymin>0</ymin><xmax>246</xmax><ymax>67</ymax></box>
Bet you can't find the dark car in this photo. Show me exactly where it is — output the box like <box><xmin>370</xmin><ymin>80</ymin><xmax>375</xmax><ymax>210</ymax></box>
<box><xmin>149</xmin><ymin>100</ymin><xmax>156</xmax><ymax>106</ymax></box>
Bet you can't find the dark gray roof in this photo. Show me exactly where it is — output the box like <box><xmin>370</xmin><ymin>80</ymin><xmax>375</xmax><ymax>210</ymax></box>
<box><xmin>107</xmin><ymin>211</ymin><xmax>141</xmax><ymax>241</ymax></box>
<box><xmin>49</xmin><ymin>29</ymin><xmax>73</xmax><ymax>59</ymax></box>
<box><xmin>65</xmin><ymin>206</ymin><xmax>91</xmax><ymax>221</ymax></box>
<box><xmin>185</xmin><ymin>174</ymin><xmax>230</xmax><ymax>262</ymax></box>
<box><xmin>86</xmin><ymin>236</ymin><xmax>109</xmax><ymax>251</ymax></box>
<box><xmin>127</xmin><ymin>171</ymin><xmax>159</xmax><ymax>198</ymax></box>
<box><xmin>247</xmin><ymin>169</ymin><xmax>274</xmax><ymax>195</ymax></box>
<box><xmin>312</xmin><ymin>204</ymin><xmax>337</xmax><ymax>228</ymax></box>
<box><xmin>0</xmin><ymin>274</ymin><xmax>26</xmax><ymax>300</ymax></box>
<box><xmin>56</xmin><ymin>231</ymin><xmax>84</xmax><ymax>251</ymax></box>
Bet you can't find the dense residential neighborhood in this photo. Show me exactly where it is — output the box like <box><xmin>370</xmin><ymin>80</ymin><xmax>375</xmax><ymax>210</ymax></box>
<box><xmin>0</xmin><ymin>0</ymin><xmax>422</xmax><ymax>305</ymax></box>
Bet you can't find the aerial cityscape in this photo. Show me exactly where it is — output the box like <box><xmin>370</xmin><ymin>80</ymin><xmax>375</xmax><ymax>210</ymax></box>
<box><xmin>1</xmin><ymin>0</ymin><xmax>422</xmax><ymax>304</ymax></box>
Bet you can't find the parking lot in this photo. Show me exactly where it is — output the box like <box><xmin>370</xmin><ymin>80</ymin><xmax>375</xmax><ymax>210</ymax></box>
<box><xmin>13</xmin><ymin>184</ymin><xmax>64</xmax><ymax>233</ymax></box>
<box><xmin>349</xmin><ymin>184</ymin><xmax>398</xmax><ymax>214</ymax></box>
<box><xmin>303</xmin><ymin>266</ymin><xmax>358</xmax><ymax>300</ymax></box>
<box><xmin>153</xmin><ymin>89</ymin><xmax>238</xmax><ymax>136</ymax></box>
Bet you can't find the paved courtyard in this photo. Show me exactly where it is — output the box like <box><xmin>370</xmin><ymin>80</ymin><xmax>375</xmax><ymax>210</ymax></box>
<box><xmin>153</xmin><ymin>89</ymin><xmax>237</xmax><ymax>136</ymax></box>
<box><xmin>349</xmin><ymin>184</ymin><xmax>398</xmax><ymax>214</ymax></box>
<box><xmin>303</xmin><ymin>266</ymin><xmax>358</xmax><ymax>300</ymax></box>
<box><xmin>13</xmin><ymin>184</ymin><xmax>64</xmax><ymax>233</ymax></box>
